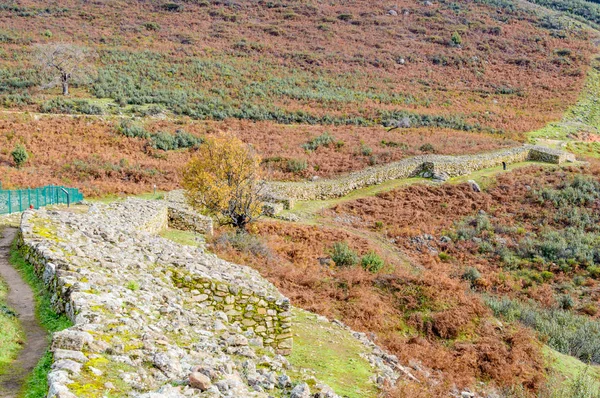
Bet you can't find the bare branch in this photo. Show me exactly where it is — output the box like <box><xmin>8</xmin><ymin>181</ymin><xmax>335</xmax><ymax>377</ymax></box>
<box><xmin>33</xmin><ymin>43</ymin><xmax>97</xmax><ymax>96</ymax></box>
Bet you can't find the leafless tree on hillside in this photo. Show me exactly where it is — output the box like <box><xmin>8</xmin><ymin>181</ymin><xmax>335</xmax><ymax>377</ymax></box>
<box><xmin>34</xmin><ymin>43</ymin><xmax>97</xmax><ymax>96</ymax></box>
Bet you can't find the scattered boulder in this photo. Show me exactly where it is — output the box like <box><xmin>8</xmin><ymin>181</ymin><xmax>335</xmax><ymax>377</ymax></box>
<box><xmin>189</xmin><ymin>372</ymin><xmax>212</xmax><ymax>391</ymax></box>
<box><xmin>432</xmin><ymin>171</ymin><xmax>450</xmax><ymax>182</ymax></box>
<box><xmin>387</xmin><ymin>9</ymin><xmax>398</xmax><ymax>16</ymax></box>
<box><xmin>290</xmin><ymin>382</ymin><xmax>311</xmax><ymax>398</ymax></box>
<box><xmin>468</xmin><ymin>180</ymin><xmax>481</xmax><ymax>192</ymax></box>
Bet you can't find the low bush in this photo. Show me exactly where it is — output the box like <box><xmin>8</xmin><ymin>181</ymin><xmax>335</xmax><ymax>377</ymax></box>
<box><xmin>11</xmin><ymin>144</ymin><xmax>28</xmax><ymax>168</ymax></box>
<box><xmin>558</xmin><ymin>294</ymin><xmax>574</xmax><ymax>310</ymax></box>
<box><xmin>215</xmin><ymin>232</ymin><xmax>272</xmax><ymax>258</ymax></box>
<box><xmin>360</xmin><ymin>251</ymin><xmax>384</xmax><ymax>273</ymax></box>
<box><xmin>116</xmin><ymin>120</ymin><xmax>149</xmax><ymax>139</ymax></box>
<box><xmin>486</xmin><ymin>296</ymin><xmax>600</xmax><ymax>364</ymax></box>
<box><xmin>302</xmin><ymin>132</ymin><xmax>335</xmax><ymax>151</ymax></box>
<box><xmin>40</xmin><ymin>98</ymin><xmax>103</xmax><ymax>115</ymax></box>
<box><xmin>381</xmin><ymin>140</ymin><xmax>408</xmax><ymax>149</ymax></box>
<box><xmin>462</xmin><ymin>267</ymin><xmax>481</xmax><ymax>285</ymax></box>
<box><xmin>150</xmin><ymin>131</ymin><xmax>176</xmax><ymax>151</ymax></box>
<box><xmin>360</xmin><ymin>144</ymin><xmax>372</xmax><ymax>156</ymax></box>
<box><xmin>286</xmin><ymin>158</ymin><xmax>308</xmax><ymax>173</ymax></box>
<box><xmin>419</xmin><ymin>143</ymin><xmax>435</xmax><ymax>153</ymax></box>
<box><xmin>330</xmin><ymin>242</ymin><xmax>358</xmax><ymax>267</ymax></box>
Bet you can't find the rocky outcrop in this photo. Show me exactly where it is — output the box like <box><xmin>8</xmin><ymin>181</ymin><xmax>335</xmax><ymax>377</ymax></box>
<box><xmin>263</xmin><ymin>145</ymin><xmax>575</xmax><ymax>202</ymax></box>
<box><xmin>16</xmin><ymin>199</ymin><xmax>399</xmax><ymax>397</ymax></box>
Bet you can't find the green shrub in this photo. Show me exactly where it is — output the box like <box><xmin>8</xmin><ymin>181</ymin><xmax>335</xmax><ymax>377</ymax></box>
<box><xmin>161</xmin><ymin>2</ymin><xmax>182</xmax><ymax>12</ymax></box>
<box><xmin>302</xmin><ymin>132</ymin><xmax>335</xmax><ymax>151</ymax></box>
<box><xmin>360</xmin><ymin>144</ymin><xmax>372</xmax><ymax>156</ymax></box>
<box><xmin>381</xmin><ymin>140</ymin><xmax>408</xmax><ymax>149</ymax></box>
<box><xmin>286</xmin><ymin>159</ymin><xmax>308</xmax><ymax>173</ymax></box>
<box><xmin>558</xmin><ymin>294</ymin><xmax>574</xmax><ymax>310</ymax></box>
<box><xmin>215</xmin><ymin>232</ymin><xmax>272</xmax><ymax>258</ymax></box>
<box><xmin>462</xmin><ymin>267</ymin><xmax>481</xmax><ymax>284</ymax></box>
<box><xmin>419</xmin><ymin>143</ymin><xmax>435</xmax><ymax>153</ymax></box>
<box><xmin>11</xmin><ymin>144</ymin><xmax>28</xmax><ymax>168</ymax></box>
<box><xmin>117</xmin><ymin>120</ymin><xmax>149</xmax><ymax>139</ymax></box>
<box><xmin>330</xmin><ymin>242</ymin><xmax>358</xmax><ymax>267</ymax></box>
<box><xmin>438</xmin><ymin>252</ymin><xmax>452</xmax><ymax>262</ymax></box>
<box><xmin>451</xmin><ymin>31</ymin><xmax>462</xmax><ymax>46</ymax></box>
<box><xmin>589</xmin><ymin>266</ymin><xmax>600</xmax><ymax>279</ymax></box>
<box><xmin>143</xmin><ymin>22</ymin><xmax>161</xmax><ymax>31</ymax></box>
<box><xmin>337</xmin><ymin>13</ymin><xmax>353</xmax><ymax>21</ymax></box>
<box><xmin>174</xmin><ymin>130</ymin><xmax>203</xmax><ymax>148</ymax></box>
<box><xmin>150</xmin><ymin>131</ymin><xmax>177</xmax><ymax>151</ymax></box>
<box><xmin>126</xmin><ymin>281</ymin><xmax>140</xmax><ymax>291</ymax></box>
<box><xmin>486</xmin><ymin>296</ymin><xmax>600</xmax><ymax>363</ymax></box>
<box><xmin>541</xmin><ymin>271</ymin><xmax>554</xmax><ymax>282</ymax></box>
<box><xmin>40</xmin><ymin>98</ymin><xmax>103</xmax><ymax>115</ymax></box>
<box><xmin>360</xmin><ymin>251</ymin><xmax>384</xmax><ymax>273</ymax></box>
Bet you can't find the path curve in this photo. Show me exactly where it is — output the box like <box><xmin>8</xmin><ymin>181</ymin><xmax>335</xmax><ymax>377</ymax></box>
<box><xmin>0</xmin><ymin>227</ymin><xmax>47</xmax><ymax>398</ymax></box>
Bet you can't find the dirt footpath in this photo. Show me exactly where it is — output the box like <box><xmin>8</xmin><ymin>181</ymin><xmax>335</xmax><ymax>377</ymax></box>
<box><xmin>0</xmin><ymin>228</ymin><xmax>47</xmax><ymax>398</ymax></box>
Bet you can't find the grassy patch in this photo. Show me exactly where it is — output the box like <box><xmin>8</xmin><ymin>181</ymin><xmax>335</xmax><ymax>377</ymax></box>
<box><xmin>287</xmin><ymin>308</ymin><xmax>379</xmax><ymax>398</ymax></box>
<box><xmin>9</xmin><ymin>242</ymin><xmax>72</xmax><ymax>398</ymax></box>
<box><xmin>159</xmin><ymin>228</ymin><xmax>204</xmax><ymax>247</ymax></box>
<box><xmin>0</xmin><ymin>276</ymin><xmax>24</xmax><ymax>377</ymax></box>
<box><xmin>529</xmin><ymin>63</ymin><xmax>600</xmax><ymax>160</ymax></box>
<box><xmin>87</xmin><ymin>191</ymin><xmax>165</xmax><ymax>204</ymax></box>
<box><xmin>280</xmin><ymin>177</ymin><xmax>429</xmax><ymax>221</ymax></box>
<box><xmin>545</xmin><ymin>346</ymin><xmax>600</xmax><ymax>386</ymax></box>
<box><xmin>449</xmin><ymin>161</ymin><xmax>553</xmax><ymax>189</ymax></box>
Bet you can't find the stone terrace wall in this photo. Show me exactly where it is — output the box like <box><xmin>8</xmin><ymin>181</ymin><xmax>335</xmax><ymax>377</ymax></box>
<box><xmin>263</xmin><ymin>145</ymin><xmax>574</xmax><ymax>202</ymax></box>
<box><xmin>165</xmin><ymin>191</ymin><xmax>214</xmax><ymax>235</ymax></box>
<box><xmin>15</xmin><ymin>200</ymin><xmax>298</xmax><ymax>397</ymax></box>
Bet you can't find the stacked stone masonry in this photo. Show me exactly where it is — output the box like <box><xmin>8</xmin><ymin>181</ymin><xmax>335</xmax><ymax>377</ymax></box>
<box><xmin>263</xmin><ymin>145</ymin><xmax>575</xmax><ymax>202</ymax></box>
<box><xmin>17</xmin><ymin>199</ymin><xmax>401</xmax><ymax>397</ymax></box>
<box><xmin>16</xmin><ymin>200</ymin><xmax>293</xmax><ymax>397</ymax></box>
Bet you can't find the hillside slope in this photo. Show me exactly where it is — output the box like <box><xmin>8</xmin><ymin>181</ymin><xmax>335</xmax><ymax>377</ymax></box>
<box><xmin>0</xmin><ymin>0</ymin><xmax>596</xmax><ymax>194</ymax></box>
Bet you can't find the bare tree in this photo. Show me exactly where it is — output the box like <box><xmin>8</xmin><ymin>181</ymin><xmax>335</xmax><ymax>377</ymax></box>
<box><xmin>34</xmin><ymin>43</ymin><xmax>96</xmax><ymax>96</ymax></box>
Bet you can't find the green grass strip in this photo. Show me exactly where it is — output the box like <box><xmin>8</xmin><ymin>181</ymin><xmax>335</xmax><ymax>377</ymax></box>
<box><xmin>0</xmin><ymin>277</ymin><xmax>24</xmax><ymax>377</ymax></box>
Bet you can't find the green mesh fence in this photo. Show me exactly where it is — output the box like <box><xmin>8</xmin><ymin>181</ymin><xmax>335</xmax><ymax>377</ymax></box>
<box><xmin>0</xmin><ymin>185</ymin><xmax>84</xmax><ymax>215</ymax></box>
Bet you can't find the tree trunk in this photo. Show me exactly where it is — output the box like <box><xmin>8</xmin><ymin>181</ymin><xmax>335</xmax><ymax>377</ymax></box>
<box><xmin>61</xmin><ymin>74</ymin><xmax>69</xmax><ymax>96</ymax></box>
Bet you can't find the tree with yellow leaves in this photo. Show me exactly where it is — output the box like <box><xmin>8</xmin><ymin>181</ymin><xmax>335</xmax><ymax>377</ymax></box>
<box><xmin>181</xmin><ymin>135</ymin><xmax>264</xmax><ymax>231</ymax></box>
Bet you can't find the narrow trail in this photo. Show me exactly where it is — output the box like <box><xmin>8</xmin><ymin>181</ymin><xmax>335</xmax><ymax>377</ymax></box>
<box><xmin>0</xmin><ymin>228</ymin><xmax>47</xmax><ymax>398</ymax></box>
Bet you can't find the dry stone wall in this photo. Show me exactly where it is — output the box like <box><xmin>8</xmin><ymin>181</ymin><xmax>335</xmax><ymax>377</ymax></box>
<box><xmin>17</xmin><ymin>200</ymin><xmax>291</xmax><ymax>396</ymax></box>
<box><xmin>17</xmin><ymin>200</ymin><xmax>400</xmax><ymax>397</ymax></box>
<box><xmin>263</xmin><ymin>145</ymin><xmax>575</xmax><ymax>202</ymax></box>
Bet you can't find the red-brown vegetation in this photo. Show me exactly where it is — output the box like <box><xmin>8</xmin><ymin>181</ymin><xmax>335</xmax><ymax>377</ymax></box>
<box><xmin>212</xmin><ymin>221</ymin><xmax>545</xmax><ymax>394</ymax></box>
<box><xmin>0</xmin><ymin>113</ymin><xmax>517</xmax><ymax>195</ymax></box>
<box><xmin>326</xmin><ymin>165</ymin><xmax>600</xmax><ymax>316</ymax></box>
